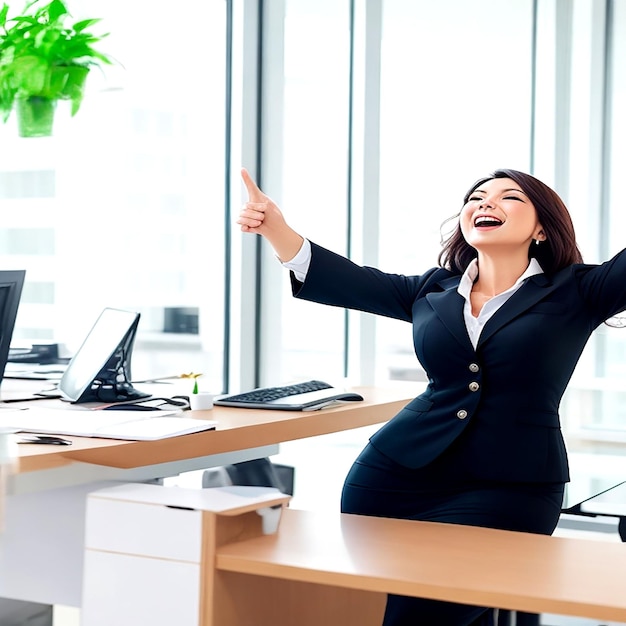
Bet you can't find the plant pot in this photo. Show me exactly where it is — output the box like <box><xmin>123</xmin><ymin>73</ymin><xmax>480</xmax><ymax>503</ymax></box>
<box><xmin>15</xmin><ymin>96</ymin><xmax>57</xmax><ymax>137</ymax></box>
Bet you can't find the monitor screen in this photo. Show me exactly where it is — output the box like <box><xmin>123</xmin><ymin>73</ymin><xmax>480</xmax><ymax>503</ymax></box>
<box><xmin>58</xmin><ymin>307</ymin><xmax>150</xmax><ymax>403</ymax></box>
<box><xmin>0</xmin><ymin>270</ymin><xmax>26</xmax><ymax>385</ymax></box>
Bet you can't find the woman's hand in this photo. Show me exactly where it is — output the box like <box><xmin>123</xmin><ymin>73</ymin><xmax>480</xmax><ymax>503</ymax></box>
<box><xmin>238</xmin><ymin>168</ymin><xmax>283</xmax><ymax>233</ymax></box>
<box><xmin>238</xmin><ymin>168</ymin><xmax>304</xmax><ymax>262</ymax></box>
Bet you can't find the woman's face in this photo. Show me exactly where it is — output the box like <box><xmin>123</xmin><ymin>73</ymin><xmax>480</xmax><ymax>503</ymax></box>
<box><xmin>460</xmin><ymin>177</ymin><xmax>544</xmax><ymax>251</ymax></box>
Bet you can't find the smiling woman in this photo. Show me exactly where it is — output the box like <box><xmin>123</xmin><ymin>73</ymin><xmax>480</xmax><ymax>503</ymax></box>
<box><xmin>441</xmin><ymin>169</ymin><xmax>583</xmax><ymax>276</ymax></box>
<box><xmin>237</xmin><ymin>163</ymin><xmax>626</xmax><ymax>624</ymax></box>
<box><xmin>461</xmin><ymin>179</ymin><xmax>545</xmax><ymax>279</ymax></box>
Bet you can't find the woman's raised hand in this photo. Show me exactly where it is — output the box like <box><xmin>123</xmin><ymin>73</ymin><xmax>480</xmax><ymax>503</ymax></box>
<box><xmin>238</xmin><ymin>168</ymin><xmax>304</xmax><ymax>262</ymax></box>
<box><xmin>238</xmin><ymin>168</ymin><xmax>281</xmax><ymax>234</ymax></box>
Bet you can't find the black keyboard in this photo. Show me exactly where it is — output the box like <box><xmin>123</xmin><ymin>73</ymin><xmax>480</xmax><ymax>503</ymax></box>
<box><xmin>214</xmin><ymin>380</ymin><xmax>364</xmax><ymax>411</ymax></box>
<box><xmin>221</xmin><ymin>380</ymin><xmax>333</xmax><ymax>403</ymax></box>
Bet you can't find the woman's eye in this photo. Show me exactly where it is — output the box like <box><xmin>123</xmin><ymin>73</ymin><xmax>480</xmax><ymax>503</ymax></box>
<box><xmin>468</xmin><ymin>196</ymin><xmax>482</xmax><ymax>202</ymax></box>
<box><xmin>503</xmin><ymin>195</ymin><xmax>523</xmax><ymax>201</ymax></box>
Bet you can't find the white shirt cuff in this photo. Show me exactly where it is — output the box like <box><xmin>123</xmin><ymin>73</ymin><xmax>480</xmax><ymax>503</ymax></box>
<box><xmin>281</xmin><ymin>239</ymin><xmax>311</xmax><ymax>283</ymax></box>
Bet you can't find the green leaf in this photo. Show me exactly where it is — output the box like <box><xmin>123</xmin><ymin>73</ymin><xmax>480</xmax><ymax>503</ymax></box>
<box><xmin>46</xmin><ymin>0</ymin><xmax>69</xmax><ymax>23</ymax></box>
<box><xmin>35</xmin><ymin>25</ymin><xmax>62</xmax><ymax>51</ymax></box>
<box><xmin>11</xmin><ymin>54</ymin><xmax>48</xmax><ymax>94</ymax></box>
<box><xmin>72</xmin><ymin>17</ymin><xmax>100</xmax><ymax>32</ymax></box>
<box><xmin>0</xmin><ymin>81</ymin><xmax>15</xmax><ymax>121</ymax></box>
<box><xmin>53</xmin><ymin>63</ymin><xmax>87</xmax><ymax>113</ymax></box>
<box><xmin>0</xmin><ymin>4</ymin><xmax>9</xmax><ymax>29</ymax></box>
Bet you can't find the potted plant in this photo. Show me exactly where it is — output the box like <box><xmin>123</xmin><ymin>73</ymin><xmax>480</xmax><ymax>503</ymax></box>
<box><xmin>0</xmin><ymin>0</ymin><xmax>113</xmax><ymax>137</ymax></box>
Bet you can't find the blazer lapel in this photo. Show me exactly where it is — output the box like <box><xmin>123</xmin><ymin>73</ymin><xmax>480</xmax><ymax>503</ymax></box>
<box><xmin>426</xmin><ymin>277</ymin><xmax>474</xmax><ymax>350</ymax></box>
<box><xmin>477</xmin><ymin>273</ymin><xmax>553</xmax><ymax>347</ymax></box>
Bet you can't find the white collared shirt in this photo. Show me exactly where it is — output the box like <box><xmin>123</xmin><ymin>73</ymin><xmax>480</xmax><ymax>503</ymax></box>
<box><xmin>458</xmin><ymin>257</ymin><xmax>544</xmax><ymax>349</ymax></box>
<box><xmin>282</xmin><ymin>239</ymin><xmax>544</xmax><ymax>350</ymax></box>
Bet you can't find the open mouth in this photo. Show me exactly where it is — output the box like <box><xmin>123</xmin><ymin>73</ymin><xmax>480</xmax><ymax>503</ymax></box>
<box><xmin>474</xmin><ymin>215</ymin><xmax>504</xmax><ymax>228</ymax></box>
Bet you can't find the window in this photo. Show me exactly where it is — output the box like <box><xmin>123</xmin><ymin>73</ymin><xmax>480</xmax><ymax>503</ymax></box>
<box><xmin>0</xmin><ymin>0</ymin><xmax>228</xmax><ymax>393</ymax></box>
<box><xmin>559</xmin><ymin>0</ymin><xmax>626</xmax><ymax>442</ymax></box>
<box><xmin>260</xmin><ymin>0</ymin><xmax>626</xmax><ymax>452</ymax></box>
<box><xmin>257</xmin><ymin>0</ymin><xmax>352</xmax><ymax>386</ymax></box>
<box><xmin>376</xmin><ymin>0</ymin><xmax>533</xmax><ymax>384</ymax></box>
<box><xmin>262</xmin><ymin>0</ymin><xmax>534</xmax><ymax>386</ymax></box>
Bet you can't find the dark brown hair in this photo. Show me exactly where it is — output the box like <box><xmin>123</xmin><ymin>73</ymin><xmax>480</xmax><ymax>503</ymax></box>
<box><xmin>438</xmin><ymin>169</ymin><xmax>583</xmax><ymax>274</ymax></box>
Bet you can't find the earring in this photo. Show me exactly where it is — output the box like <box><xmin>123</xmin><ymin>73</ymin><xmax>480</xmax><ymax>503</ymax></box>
<box><xmin>535</xmin><ymin>239</ymin><xmax>540</xmax><ymax>245</ymax></box>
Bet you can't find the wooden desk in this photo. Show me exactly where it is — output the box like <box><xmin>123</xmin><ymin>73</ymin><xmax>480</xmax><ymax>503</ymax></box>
<box><xmin>213</xmin><ymin>508</ymin><xmax>626</xmax><ymax>625</ymax></box>
<box><xmin>81</xmin><ymin>484</ymin><xmax>626</xmax><ymax>626</ymax></box>
<box><xmin>11</xmin><ymin>386</ymin><xmax>409</xmax><ymax>477</ymax></box>
<box><xmin>1</xmin><ymin>386</ymin><xmax>413</xmax><ymax>608</ymax></box>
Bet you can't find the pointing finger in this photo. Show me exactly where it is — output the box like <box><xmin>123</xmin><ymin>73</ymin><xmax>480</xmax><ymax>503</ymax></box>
<box><xmin>241</xmin><ymin>168</ymin><xmax>266</xmax><ymax>202</ymax></box>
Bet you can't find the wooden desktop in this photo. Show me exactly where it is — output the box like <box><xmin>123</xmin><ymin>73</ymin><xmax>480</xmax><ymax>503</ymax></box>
<box><xmin>210</xmin><ymin>507</ymin><xmax>626</xmax><ymax>625</ymax></box>
<box><xmin>80</xmin><ymin>481</ymin><xmax>626</xmax><ymax>626</ymax></box>
<box><xmin>10</xmin><ymin>385</ymin><xmax>411</xmax><ymax>476</ymax></box>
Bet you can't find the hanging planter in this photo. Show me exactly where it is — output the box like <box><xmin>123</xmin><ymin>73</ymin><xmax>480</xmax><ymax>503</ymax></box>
<box><xmin>15</xmin><ymin>96</ymin><xmax>56</xmax><ymax>137</ymax></box>
<box><xmin>0</xmin><ymin>0</ymin><xmax>113</xmax><ymax>138</ymax></box>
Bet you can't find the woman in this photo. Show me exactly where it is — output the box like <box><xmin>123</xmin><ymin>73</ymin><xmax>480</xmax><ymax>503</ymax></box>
<box><xmin>237</xmin><ymin>167</ymin><xmax>626</xmax><ymax>625</ymax></box>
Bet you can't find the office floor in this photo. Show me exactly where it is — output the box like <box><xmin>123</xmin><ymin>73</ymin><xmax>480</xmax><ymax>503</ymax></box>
<box><xmin>51</xmin><ymin>426</ymin><xmax>626</xmax><ymax>626</ymax></box>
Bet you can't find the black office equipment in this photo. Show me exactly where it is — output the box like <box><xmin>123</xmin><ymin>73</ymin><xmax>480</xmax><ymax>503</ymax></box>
<box><xmin>17</xmin><ymin>434</ymin><xmax>72</xmax><ymax>445</ymax></box>
<box><xmin>4</xmin><ymin>342</ymin><xmax>68</xmax><ymax>381</ymax></box>
<box><xmin>214</xmin><ymin>379</ymin><xmax>364</xmax><ymax>411</ymax></box>
<box><xmin>58</xmin><ymin>307</ymin><xmax>150</xmax><ymax>404</ymax></box>
<box><xmin>8</xmin><ymin>342</ymin><xmax>60</xmax><ymax>364</ymax></box>
<box><xmin>0</xmin><ymin>270</ymin><xmax>26</xmax><ymax>385</ymax></box>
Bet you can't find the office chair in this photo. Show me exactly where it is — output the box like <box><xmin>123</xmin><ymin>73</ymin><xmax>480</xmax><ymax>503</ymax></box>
<box><xmin>202</xmin><ymin>458</ymin><xmax>295</xmax><ymax>496</ymax></box>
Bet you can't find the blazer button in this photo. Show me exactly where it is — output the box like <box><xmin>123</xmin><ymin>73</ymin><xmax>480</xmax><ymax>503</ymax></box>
<box><xmin>469</xmin><ymin>363</ymin><xmax>480</xmax><ymax>372</ymax></box>
<box><xmin>457</xmin><ymin>409</ymin><xmax>468</xmax><ymax>419</ymax></box>
<box><xmin>468</xmin><ymin>382</ymin><xmax>480</xmax><ymax>392</ymax></box>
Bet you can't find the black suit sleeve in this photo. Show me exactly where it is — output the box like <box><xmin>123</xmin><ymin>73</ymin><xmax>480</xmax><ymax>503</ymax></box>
<box><xmin>290</xmin><ymin>241</ymin><xmax>447</xmax><ymax>323</ymax></box>
<box><xmin>573</xmin><ymin>247</ymin><xmax>626</xmax><ymax>326</ymax></box>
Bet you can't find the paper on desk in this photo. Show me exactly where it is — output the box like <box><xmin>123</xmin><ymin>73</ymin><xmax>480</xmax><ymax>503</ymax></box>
<box><xmin>0</xmin><ymin>408</ymin><xmax>217</xmax><ymax>441</ymax></box>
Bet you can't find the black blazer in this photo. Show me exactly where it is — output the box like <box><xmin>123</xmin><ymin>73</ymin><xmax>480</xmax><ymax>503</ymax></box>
<box><xmin>291</xmin><ymin>242</ymin><xmax>626</xmax><ymax>484</ymax></box>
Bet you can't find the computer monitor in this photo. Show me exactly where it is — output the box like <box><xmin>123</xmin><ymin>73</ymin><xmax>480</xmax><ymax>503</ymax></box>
<box><xmin>58</xmin><ymin>307</ymin><xmax>150</xmax><ymax>404</ymax></box>
<box><xmin>0</xmin><ymin>270</ymin><xmax>26</xmax><ymax>385</ymax></box>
